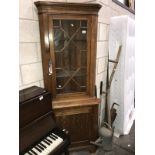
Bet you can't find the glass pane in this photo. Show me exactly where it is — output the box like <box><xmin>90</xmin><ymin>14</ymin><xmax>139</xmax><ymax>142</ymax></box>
<box><xmin>81</xmin><ymin>20</ymin><xmax>87</xmax><ymax>27</ymax></box>
<box><xmin>53</xmin><ymin>20</ymin><xmax>60</xmax><ymax>27</ymax></box>
<box><xmin>61</xmin><ymin>20</ymin><xmax>80</xmax><ymax>37</ymax></box>
<box><xmin>81</xmin><ymin>50</ymin><xmax>87</xmax><ymax>67</ymax></box>
<box><xmin>62</xmin><ymin>43</ymin><xmax>79</xmax><ymax>71</ymax></box>
<box><xmin>55</xmin><ymin>52</ymin><xmax>63</xmax><ymax>68</ymax></box>
<box><xmin>72</xmin><ymin>28</ymin><xmax>87</xmax><ymax>51</ymax></box>
<box><xmin>53</xmin><ymin>28</ymin><xmax>69</xmax><ymax>52</ymax></box>
<box><xmin>53</xmin><ymin>19</ymin><xmax>88</xmax><ymax>94</ymax></box>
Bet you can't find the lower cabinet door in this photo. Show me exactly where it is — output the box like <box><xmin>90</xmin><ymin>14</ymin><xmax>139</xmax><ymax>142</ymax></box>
<box><xmin>54</xmin><ymin>105</ymin><xmax>98</xmax><ymax>149</ymax></box>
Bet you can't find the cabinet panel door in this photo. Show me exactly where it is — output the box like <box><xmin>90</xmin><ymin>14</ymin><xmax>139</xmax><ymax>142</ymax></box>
<box><xmin>54</xmin><ymin>105</ymin><xmax>98</xmax><ymax>145</ymax></box>
<box><xmin>56</xmin><ymin>113</ymin><xmax>91</xmax><ymax>142</ymax></box>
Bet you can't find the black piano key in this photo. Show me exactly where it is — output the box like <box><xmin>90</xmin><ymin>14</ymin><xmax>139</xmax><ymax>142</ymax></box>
<box><xmin>33</xmin><ymin>148</ymin><xmax>40</xmax><ymax>155</ymax></box>
<box><xmin>52</xmin><ymin>133</ymin><xmax>58</xmax><ymax>139</ymax></box>
<box><xmin>37</xmin><ymin>144</ymin><xmax>44</xmax><ymax>151</ymax></box>
<box><xmin>35</xmin><ymin>146</ymin><xmax>42</xmax><ymax>153</ymax></box>
<box><xmin>30</xmin><ymin>149</ymin><xmax>37</xmax><ymax>155</ymax></box>
<box><xmin>49</xmin><ymin>135</ymin><xmax>56</xmax><ymax>140</ymax></box>
<box><xmin>43</xmin><ymin>139</ymin><xmax>50</xmax><ymax>145</ymax></box>
<box><xmin>45</xmin><ymin>137</ymin><xmax>52</xmax><ymax>143</ymax></box>
<box><xmin>46</xmin><ymin>137</ymin><xmax>52</xmax><ymax>143</ymax></box>
<box><xmin>40</xmin><ymin>142</ymin><xmax>47</xmax><ymax>148</ymax></box>
<box><xmin>28</xmin><ymin>151</ymin><xmax>33</xmax><ymax>155</ymax></box>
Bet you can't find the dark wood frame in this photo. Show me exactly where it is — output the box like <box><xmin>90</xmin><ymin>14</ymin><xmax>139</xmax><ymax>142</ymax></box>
<box><xmin>112</xmin><ymin>0</ymin><xmax>135</xmax><ymax>14</ymax></box>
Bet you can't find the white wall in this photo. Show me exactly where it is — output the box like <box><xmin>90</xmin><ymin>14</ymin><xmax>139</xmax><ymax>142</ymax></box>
<box><xmin>94</xmin><ymin>0</ymin><xmax>134</xmax><ymax>122</ymax></box>
<box><xmin>19</xmin><ymin>0</ymin><xmax>135</xmax><ymax>121</ymax></box>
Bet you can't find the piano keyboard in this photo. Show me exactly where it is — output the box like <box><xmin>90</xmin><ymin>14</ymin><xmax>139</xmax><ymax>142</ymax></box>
<box><xmin>24</xmin><ymin>132</ymin><xmax>63</xmax><ymax>155</ymax></box>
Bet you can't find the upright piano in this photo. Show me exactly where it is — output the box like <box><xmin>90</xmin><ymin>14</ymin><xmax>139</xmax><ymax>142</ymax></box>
<box><xmin>19</xmin><ymin>86</ymin><xmax>70</xmax><ymax>155</ymax></box>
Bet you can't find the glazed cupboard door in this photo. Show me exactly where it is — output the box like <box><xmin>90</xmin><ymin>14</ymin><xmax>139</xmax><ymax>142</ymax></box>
<box><xmin>35</xmin><ymin>2</ymin><xmax>101</xmax><ymax>99</ymax></box>
<box><xmin>48</xmin><ymin>16</ymin><xmax>91</xmax><ymax>98</ymax></box>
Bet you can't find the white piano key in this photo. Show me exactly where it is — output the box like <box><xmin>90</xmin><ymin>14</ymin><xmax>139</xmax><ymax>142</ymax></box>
<box><xmin>52</xmin><ymin>133</ymin><xmax>63</xmax><ymax>141</ymax></box>
<box><xmin>34</xmin><ymin>146</ymin><xmax>46</xmax><ymax>155</ymax></box>
<box><xmin>50</xmin><ymin>135</ymin><xmax>62</xmax><ymax>146</ymax></box>
<box><xmin>51</xmin><ymin>133</ymin><xmax>63</xmax><ymax>143</ymax></box>
<box><xmin>25</xmin><ymin>132</ymin><xmax>64</xmax><ymax>155</ymax></box>
<box><xmin>32</xmin><ymin>148</ymin><xmax>40</xmax><ymax>155</ymax></box>
<box><xmin>42</xmin><ymin>141</ymin><xmax>51</xmax><ymax>153</ymax></box>
<box><xmin>48</xmin><ymin>135</ymin><xmax>60</xmax><ymax>146</ymax></box>
<box><xmin>36</xmin><ymin>144</ymin><xmax>47</xmax><ymax>155</ymax></box>
<box><xmin>41</xmin><ymin>141</ymin><xmax>51</xmax><ymax>154</ymax></box>
<box><xmin>38</xmin><ymin>143</ymin><xmax>48</xmax><ymax>153</ymax></box>
<box><xmin>46</xmin><ymin>136</ymin><xmax>58</xmax><ymax>151</ymax></box>
<box><xmin>49</xmin><ymin>136</ymin><xmax>62</xmax><ymax>147</ymax></box>
<box><xmin>44</xmin><ymin>138</ymin><xmax>56</xmax><ymax>152</ymax></box>
<box><xmin>29</xmin><ymin>150</ymin><xmax>35</xmax><ymax>155</ymax></box>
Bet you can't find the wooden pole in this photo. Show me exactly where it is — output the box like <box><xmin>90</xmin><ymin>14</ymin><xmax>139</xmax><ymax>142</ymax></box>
<box><xmin>104</xmin><ymin>45</ymin><xmax>122</xmax><ymax>127</ymax></box>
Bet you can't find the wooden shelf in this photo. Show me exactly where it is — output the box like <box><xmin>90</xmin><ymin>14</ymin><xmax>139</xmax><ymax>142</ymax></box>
<box><xmin>53</xmin><ymin>95</ymin><xmax>100</xmax><ymax>109</ymax></box>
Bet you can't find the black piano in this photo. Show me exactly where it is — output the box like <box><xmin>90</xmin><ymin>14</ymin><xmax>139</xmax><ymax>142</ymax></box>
<box><xmin>19</xmin><ymin>86</ymin><xmax>70</xmax><ymax>155</ymax></box>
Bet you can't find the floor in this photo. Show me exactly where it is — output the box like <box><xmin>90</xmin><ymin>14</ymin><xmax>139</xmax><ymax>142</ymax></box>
<box><xmin>70</xmin><ymin>122</ymin><xmax>135</xmax><ymax>155</ymax></box>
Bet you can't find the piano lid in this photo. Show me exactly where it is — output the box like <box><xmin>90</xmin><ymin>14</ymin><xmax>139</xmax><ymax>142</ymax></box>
<box><xmin>20</xmin><ymin>111</ymin><xmax>56</xmax><ymax>153</ymax></box>
<box><xmin>19</xmin><ymin>86</ymin><xmax>47</xmax><ymax>104</ymax></box>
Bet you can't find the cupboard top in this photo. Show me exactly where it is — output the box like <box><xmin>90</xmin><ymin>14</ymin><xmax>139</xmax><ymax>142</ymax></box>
<box><xmin>34</xmin><ymin>1</ymin><xmax>101</xmax><ymax>15</ymax></box>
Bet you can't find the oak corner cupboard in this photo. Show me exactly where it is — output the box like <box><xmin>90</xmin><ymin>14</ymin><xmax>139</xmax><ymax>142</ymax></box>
<box><xmin>35</xmin><ymin>1</ymin><xmax>101</xmax><ymax>152</ymax></box>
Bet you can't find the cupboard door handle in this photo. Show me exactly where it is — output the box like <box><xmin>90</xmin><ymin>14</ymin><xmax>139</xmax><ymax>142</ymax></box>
<box><xmin>48</xmin><ymin>59</ymin><xmax>53</xmax><ymax>75</ymax></box>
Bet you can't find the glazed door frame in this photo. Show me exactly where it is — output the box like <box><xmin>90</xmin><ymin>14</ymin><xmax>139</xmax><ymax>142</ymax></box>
<box><xmin>48</xmin><ymin>15</ymin><xmax>92</xmax><ymax>98</ymax></box>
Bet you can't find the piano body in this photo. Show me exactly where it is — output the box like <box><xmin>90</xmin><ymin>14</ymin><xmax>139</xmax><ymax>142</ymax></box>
<box><xmin>19</xmin><ymin>86</ymin><xmax>70</xmax><ymax>155</ymax></box>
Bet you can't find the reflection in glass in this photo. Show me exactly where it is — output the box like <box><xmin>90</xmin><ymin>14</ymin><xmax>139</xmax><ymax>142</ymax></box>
<box><xmin>53</xmin><ymin>19</ymin><xmax>88</xmax><ymax>94</ymax></box>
